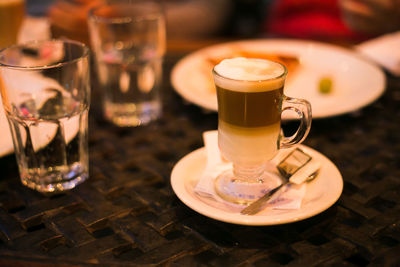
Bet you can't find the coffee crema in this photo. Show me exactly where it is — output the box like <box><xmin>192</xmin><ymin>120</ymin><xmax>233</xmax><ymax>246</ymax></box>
<box><xmin>214</xmin><ymin>57</ymin><xmax>285</xmax><ymax>83</ymax></box>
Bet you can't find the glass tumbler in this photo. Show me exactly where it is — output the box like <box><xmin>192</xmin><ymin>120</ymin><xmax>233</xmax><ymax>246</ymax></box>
<box><xmin>0</xmin><ymin>40</ymin><xmax>91</xmax><ymax>193</ymax></box>
<box><xmin>88</xmin><ymin>0</ymin><xmax>166</xmax><ymax>127</ymax></box>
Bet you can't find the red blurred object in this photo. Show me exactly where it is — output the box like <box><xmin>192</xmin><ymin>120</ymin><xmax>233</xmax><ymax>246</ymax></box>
<box><xmin>264</xmin><ymin>0</ymin><xmax>369</xmax><ymax>41</ymax></box>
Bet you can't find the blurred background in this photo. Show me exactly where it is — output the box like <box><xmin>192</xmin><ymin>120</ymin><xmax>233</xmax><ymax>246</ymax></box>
<box><xmin>22</xmin><ymin>0</ymin><xmax>400</xmax><ymax>46</ymax></box>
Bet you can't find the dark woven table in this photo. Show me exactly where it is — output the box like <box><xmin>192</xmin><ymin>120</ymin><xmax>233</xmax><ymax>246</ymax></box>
<box><xmin>1</xmin><ymin>53</ymin><xmax>400</xmax><ymax>266</ymax></box>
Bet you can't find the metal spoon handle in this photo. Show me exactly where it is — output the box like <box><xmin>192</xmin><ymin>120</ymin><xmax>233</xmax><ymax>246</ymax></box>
<box><xmin>240</xmin><ymin>181</ymin><xmax>289</xmax><ymax>215</ymax></box>
<box><xmin>240</xmin><ymin>170</ymin><xmax>319</xmax><ymax>215</ymax></box>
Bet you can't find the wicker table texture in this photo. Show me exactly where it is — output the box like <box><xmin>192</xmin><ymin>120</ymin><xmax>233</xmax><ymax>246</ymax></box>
<box><xmin>0</xmin><ymin>55</ymin><xmax>400</xmax><ymax>266</ymax></box>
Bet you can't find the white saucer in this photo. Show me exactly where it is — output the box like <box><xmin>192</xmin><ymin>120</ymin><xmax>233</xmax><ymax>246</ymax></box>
<box><xmin>171</xmin><ymin>144</ymin><xmax>343</xmax><ymax>226</ymax></box>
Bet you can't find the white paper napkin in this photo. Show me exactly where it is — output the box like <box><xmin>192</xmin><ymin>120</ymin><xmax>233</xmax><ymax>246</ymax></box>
<box><xmin>194</xmin><ymin>131</ymin><xmax>320</xmax><ymax>210</ymax></box>
<box><xmin>356</xmin><ymin>31</ymin><xmax>400</xmax><ymax>76</ymax></box>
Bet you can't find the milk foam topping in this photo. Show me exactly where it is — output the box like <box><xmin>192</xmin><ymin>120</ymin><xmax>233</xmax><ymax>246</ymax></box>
<box><xmin>213</xmin><ymin>57</ymin><xmax>286</xmax><ymax>92</ymax></box>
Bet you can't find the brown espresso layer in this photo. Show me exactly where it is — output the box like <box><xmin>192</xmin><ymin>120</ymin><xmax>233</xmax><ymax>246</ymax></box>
<box><xmin>217</xmin><ymin>85</ymin><xmax>283</xmax><ymax>127</ymax></box>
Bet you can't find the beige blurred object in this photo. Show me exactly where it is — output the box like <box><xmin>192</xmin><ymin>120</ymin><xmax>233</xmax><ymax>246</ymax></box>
<box><xmin>0</xmin><ymin>0</ymin><xmax>25</xmax><ymax>49</ymax></box>
<box><xmin>339</xmin><ymin>0</ymin><xmax>400</xmax><ymax>35</ymax></box>
<box><xmin>164</xmin><ymin>0</ymin><xmax>232</xmax><ymax>39</ymax></box>
<box><xmin>48</xmin><ymin>0</ymin><xmax>231</xmax><ymax>44</ymax></box>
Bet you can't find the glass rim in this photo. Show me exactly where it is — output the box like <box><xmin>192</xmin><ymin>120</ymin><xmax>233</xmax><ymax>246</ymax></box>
<box><xmin>88</xmin><ymin>2</ymin><xmax>164</xmax><ymax>24</ymax></box>
<box><xmin>0</xmin><ymin>39</ymin><xmax>90</xmax><ymax>70</ymax></box>
<box><xmin>212</xmin><ymin>59</ymin><xmax>288</xmax><ymax>83</ymax></box>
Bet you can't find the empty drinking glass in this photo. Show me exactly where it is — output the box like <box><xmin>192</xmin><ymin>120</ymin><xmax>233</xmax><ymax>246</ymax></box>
<box><xmin>0</xmin><ymin>40</ymin><xmax>91</xmax><ymax>193</ymax></box>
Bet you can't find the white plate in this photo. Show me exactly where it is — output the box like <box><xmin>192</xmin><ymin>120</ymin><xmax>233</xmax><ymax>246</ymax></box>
<box><xmin>0</xmin><ymin>97</ymin><xmax>80</xmax><ymax>158</ymax></box>
<box><xmin>171</xmin><ymin>144</ymin><xmax>343</xmax><ymax>226</ymax></box>
<box><xmin>0</xmin><ymin>16</ymin><xmax>51</xmax><ymax>157</ymax></box>
<box><xmin>171</xmin><ymin>39</ymin><xmax>386</xmax><ymax>118</ymax></box>
<box><xmin>0</xmin><ymin>72</ymin><xmax>80</xmax><ymax>157</ymax></box>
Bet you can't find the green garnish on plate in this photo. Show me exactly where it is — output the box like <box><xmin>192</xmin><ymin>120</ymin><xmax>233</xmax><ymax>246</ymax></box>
<box><xmin>319</xmin><ymin>77</ymin><xmax>333</xmax><ymax>94</ymax></box>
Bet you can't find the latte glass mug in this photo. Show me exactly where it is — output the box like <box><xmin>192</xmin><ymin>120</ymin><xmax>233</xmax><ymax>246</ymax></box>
<box><xmin>213</xmin><ymin>57</ymin><xmax>312</xmax><ymax>204</ymax></box>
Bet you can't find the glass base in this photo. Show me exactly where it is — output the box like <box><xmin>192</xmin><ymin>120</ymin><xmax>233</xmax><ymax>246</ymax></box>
<box><xmin>214</xmin><ymin>169</ymin><xmax>277</xmax><ymax>205</ymax></box>
<box><xmin>105</xmin><ymin>100</ymin><xmax>161</xmax><ymax>127</ymax></box>
<box><xmin>20</xmin><ymin>164</ymin><xmax>88</xmax><ymax>194</ymax></box>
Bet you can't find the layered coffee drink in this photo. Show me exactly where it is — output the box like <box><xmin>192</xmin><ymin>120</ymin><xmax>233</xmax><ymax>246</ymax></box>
<box><xmin>214</xmin><ymin>57</ymin><xmax>286</xmax><ymax>166</ymax></box>
<box><xmin>213</xmin><ymin>57</ymin><xmax>311</xmax><ymax>204</ymax></box>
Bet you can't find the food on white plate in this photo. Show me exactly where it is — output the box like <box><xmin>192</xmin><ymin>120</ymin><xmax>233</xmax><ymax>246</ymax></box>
<box><xmin>318</xmin><ymin>77</ymin><xmax>333</xmax><ymax>94</ymax></box>
<box><xmin>202</xmin><ymin>50</ymin><xmax>299</xmax><ymax>92</ymax></box>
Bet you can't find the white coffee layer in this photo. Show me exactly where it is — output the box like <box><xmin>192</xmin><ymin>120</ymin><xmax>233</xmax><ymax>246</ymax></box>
<box><xmin>218</xmin><ymin>120</ymin><xmax>280</xmax><ymax>166</ymax></box>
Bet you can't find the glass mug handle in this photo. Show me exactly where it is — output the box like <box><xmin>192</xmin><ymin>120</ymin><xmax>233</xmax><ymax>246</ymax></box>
<box><xmin>280</xmin><ymin>96</ymin><xmax>312</xmax><ymax>148</ymax></box>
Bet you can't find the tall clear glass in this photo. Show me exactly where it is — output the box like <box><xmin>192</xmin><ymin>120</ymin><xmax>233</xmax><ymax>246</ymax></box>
<box><xmin>0</xmin><ymin>40</ymin><xmax>91</xmax><ymax>193</ymax></box>
<box><xmin>213</xmin><ymin>57</ymin><xmax>312</xmax><ymax>204</ymax></box>
<box><xmin>88</xmin><ymin>0</ymin><xmax>166</xmax><ymax>127</ymax></box>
